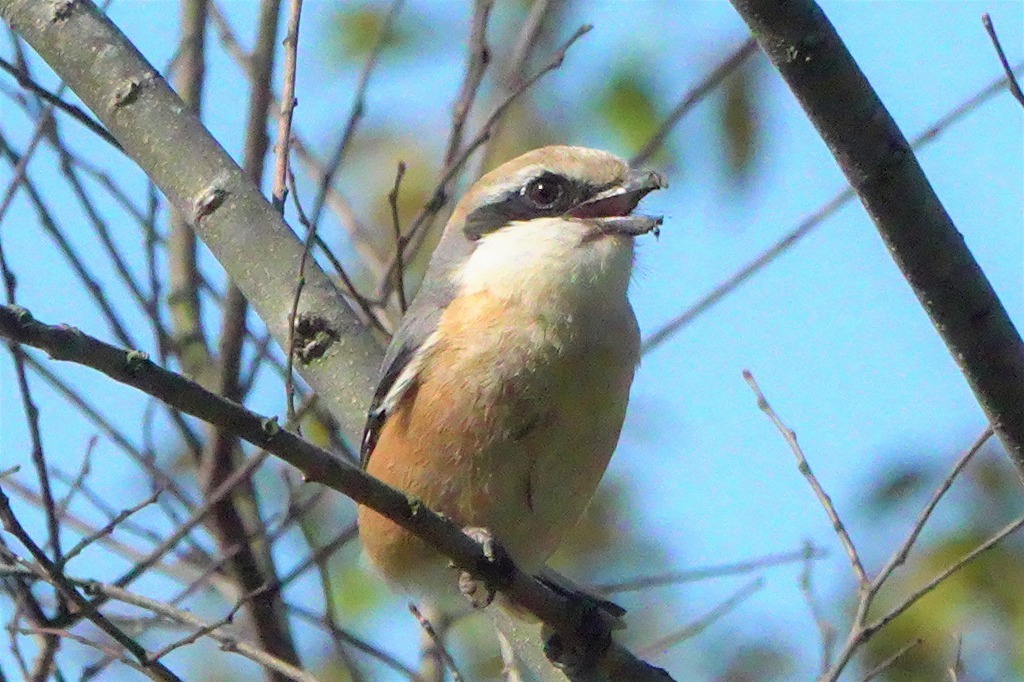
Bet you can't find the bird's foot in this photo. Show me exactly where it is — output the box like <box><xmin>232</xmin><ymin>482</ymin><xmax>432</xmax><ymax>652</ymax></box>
<box><xmin>457</xmin><ymin>526</ymin><xmax>512</xmax><ymax>609</ymax></box>
<box><xmin>541</xmin><ymin>597</ymin><xmax>614</xmax><ymax>681</ymax></box>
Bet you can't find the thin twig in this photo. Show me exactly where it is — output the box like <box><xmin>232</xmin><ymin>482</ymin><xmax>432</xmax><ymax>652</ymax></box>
<box><xmin>0</xmin><ymin>56</ymin><xmax>121</xmax><ymax>149</ymax></box>
<box><xmin>17</xmin><ymin>627</ymin><xmax>152</xmax><ymax>679</ymax></box>
<box><xmin>3</xmin><ymin>478</ymin><xmax>226</xmax><ymax>594</ymax></box>
<box><xmin>859</xmin><ymin>638</ymin><xmax>922</xmax><ymax>682</ymax></box>
<box><xmin>631</xmin><ymin>37</ymin><xmax>758</xmax><ymax>167</ymax></box>
<box><xmin>638</xmin><ymin>578</ymin><xmax>763</xmax><ymax>657</ymax></box>
<box><xmin>0</xmin><ymin>136</ymin><xmax>64</xmax><ymax>571</ymax></box>
<box><xmin>982</xmin><ymin>14</ymin><xmax>1024</xmax><ymax>107</ymax></box>
<box><xmin>271</xmin><ymin>0</ymin><xmax>303</xmax><ymax>212</ymax></box>
<box><xmin>167</xmin><ymin>0</ymin><xmax>211</xmax><ymax>382</ymax></box>
<box><xmin>800</xmin><ymin>540</ymin><xmax>836</xmax><ymax>674</ymax></box>
<box><xmin>147</xmin><ymin>591</ymin><xmax>251</xmax><ymax>662</ymax></box>
<box><xmin>409</xmin><ymin>603</ymin><xmax>463</xmax><ymax>682</ymax></box>
<box><xmin>597</xmin><ymin>545</ymin><xmax>825</xmax><ymax>594</ymax></box>
<box><xmin>0</xmin><ymin>131</ymin><xmax>137</xmax><ymax>349</ymax></box>
<box><xmin>869</xmin><ymin>514</ymin><xmax>1024</xmax><ymax>635</ymax></box>
<box><xmin>641</xmin><ymin>60</ymin><xmax>1024</xmax><ymax>355</ymax></box>
<box><xmin>86</xmin><ymin>581</ymin><xmax>317</xmax><ymax>682</ymax></box>
<box><xmin>308</xmin><ymin>0</ymin><xmax>405</xmax><ymax>228</ymax></box>
<box><xmin>286</xmin><ymin>166</ymin><xmax>317</xmax><ymax>427</ymax></box>
<box><xmin>743</xmin><ymin>370</ymin><xmax>868</xmax><ymax>587</ymax></box>
<box><xmin>58</xmin><ymin>489</ymin><xmax>162</xmax><ymax>567</ymax></box>
<box><xmin>444</xmin><ymin>0</ymin><xmax>494</xmax><ymax>168</ymax></box>
<box><xmin>472</xmin><ymin>0</ymin><xmax>553</xmax><ymax>176</ymax></box>
<box><xmin>0</xmin><ymin>488</ymin><xmax>183</xmax><ymax>681</ymax></box>
<box><xmin>23</xmin><ymin>353</ymin><xmax>198</xmax><ymax>516</ymax></box>
<box><xmin>388</xmin><ymin>161</ymin><xmax>408</xmax><ymax>313</ymax></box>
<box><xmin>873</xmin><ymin>427</ymin><xmax>993</xmax><ymax>587</ymax></box>
<box><xmin>377</xmin><ymin>23</ymin><xmax>592</xmax><ymax>302</ymax></box>
<box><xmin>208</xmin><ymin>3</ymin><xmax>384</xmax><ymax>284</ymax></box>
<box><xmin>286</xmin><ymin>601</ymin><xmax>418</xmax><ymax>679</ymax></box>
<box><xmin>820</xmin><ymin>428</ymin><xmax>1007</xmax><ymax>681</ymax></box>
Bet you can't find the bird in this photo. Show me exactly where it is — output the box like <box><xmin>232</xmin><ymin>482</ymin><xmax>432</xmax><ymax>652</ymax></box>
<box><xmin>357</xmin><ymin>145</ymin><xmax>666</xmax><ymax>612</ymax></box>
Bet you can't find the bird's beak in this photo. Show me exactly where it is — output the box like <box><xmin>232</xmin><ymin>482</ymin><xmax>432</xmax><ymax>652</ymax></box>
<box><xmin>569</xmin><ymin>169</ymin><xmax>667</xmax><ymax>236</ymax></box>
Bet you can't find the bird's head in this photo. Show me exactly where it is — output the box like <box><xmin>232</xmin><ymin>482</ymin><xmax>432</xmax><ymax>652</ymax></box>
<box><xmin>420</xmin><ymin>146</ymin><xmax>667</xmax><ymax>304</ymax></box>
<box><xmin>453</xmin><ymin>145</ymin><xmax>666</xmax><ymax>242</ymax></box>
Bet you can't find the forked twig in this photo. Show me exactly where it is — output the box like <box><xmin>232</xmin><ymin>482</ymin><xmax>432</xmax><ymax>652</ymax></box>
<box><xmin>982</xmin><ymin>14</ymin><xmax>1024</xmax><ymax>107</ymax></box>
<box><xmin>744</xmin><ymin>370</ymin><xmax>868</xmax><ymax>587</ymax></box>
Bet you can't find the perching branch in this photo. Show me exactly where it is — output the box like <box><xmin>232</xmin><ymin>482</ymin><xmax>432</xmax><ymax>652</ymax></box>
<box><xmin>0</xmin><ymin>304</ymin><xmax>674</xmax><ymax>682</ymax></box>
<box><xmin>728</xmin><ymin>0</ymin><xmax>1024</xmax><ymax>476</ymax></box>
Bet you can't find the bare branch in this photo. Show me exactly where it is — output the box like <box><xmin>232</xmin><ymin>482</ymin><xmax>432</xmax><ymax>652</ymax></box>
<box><xmin>729</xmin><ymin>0</ymin><xmax>1024</xmax><ymax>474</ymax></box>
<box><xmin>859</xmin><ymin>638</ymin><xmax>922</xmax><ymax>682</ymax></box>
<box><xmin>869</xmin><ymin>515</ymin><xmax>1024</xmax><ymax>636</ymax></box>
<box><xmin>873</xmin><ymin>428</ymin><xmax>993</xmax><ymax>587</ymax></box>
<box><xmin>0</xmin><ymin>56</ymin><xmax>120</xmax><ymax>148</ymax></box>
<box><xmin>631</xmin><ymin>37</ymin><xmax>758</xmax><ymax>167</ymax></box>
<box><xmin>167</xmin><ymin>0</ymin><xmax>211</xmax><ymax>381</ymax></box>
<box><xmin>307</xmin><ymin>0</ymin><xmax>404</xmax><ymax>228</ymax></box>
<box><xmin>286</xmin><ymin>166</ymin><xmax>318</xmax><ymax>425</ymax></box>
<box><xmin>982</xmin><ymin>14</ymin><xmax>1024</xmax><ymax>108</ymax></box>
<box><xmin>818</xmin><ymin>427</ymin><xmax>1008</xmax><ymax>680</ymax></box>
<box><xmin>0</xmin><ymin>488</ymin><xmax>184</xmax><ymax>681</ymax></box>
<box><xmin>59</xmin><ymin>489</ymin><xmax>162</xmax><ymax>567</ymax></box>
<box><xmin>444</xmin><ymin>0</ymin><xmax>494</xmax><ymax>168</ymax></box>
<box><xmin>800</xmin><ymin>540</ymin><xmax>836</xmax><ymax>674</ymax></box>
<box><xmin>1</xmin><ymin>0</ymin><xmax>382</xmax><ymax>441</ymax></box>
<box><xmin>596</xmin><ymin>545</ymin><xmax>825</xmax><ymax>594</ymax></box>
<box><xmin>409</xmin><ymin>603</ymin><xmax>462</xmax><ymax>682</ymax></box>
<box><xmin>388</xmin><ymin>161</ymin><xmax>408</xmax><ymax>313</ymax></box>
<box><xmin>638</xmin><ymin>578</ymin><xmax>763</xmax><ymax>657</ymax></box>
<box><xmin>642</xmin><ymin>60</ymin><xmax>1024</xmax><ymax>355</ymax></box>
<box><xmin>744</xmin><ymin>370</ymin><xmax>868</xmax><ymax>587</ymax></box>
<box><xmin>270</xmin><ymin>0</ymin><xmax>302</xmax><ymax>212</ymax></box>
<box><xmin>377</xmin><ymin>23</ymin><xmax>592</xmax><ymax>302</ymax></box>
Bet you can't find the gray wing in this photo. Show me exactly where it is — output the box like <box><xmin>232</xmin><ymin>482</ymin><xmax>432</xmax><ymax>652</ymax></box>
<box><xmin>360</xmin><ymin>236</ymin><xmax>470</xmax><ymax>468</ymax></box>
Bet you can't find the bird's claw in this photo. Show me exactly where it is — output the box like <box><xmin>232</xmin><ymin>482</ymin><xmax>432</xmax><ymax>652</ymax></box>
<box><xmin>457</xmin><ymin>526</ymin><xmax>504</xmax><ymax>609</ymax></box>
<box><xmin>541</xmin><ymin>598</ymin><xmax>614</xmax><ymax>680</ymax></box>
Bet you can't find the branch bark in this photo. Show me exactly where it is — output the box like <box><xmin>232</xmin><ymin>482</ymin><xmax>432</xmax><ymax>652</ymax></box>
<box><xmin>0</xmin><ymin>0</ymin><xmax>382</xmax><ymax>442</ymax></box>
<box><xmin>728</xmin><ymin>0</ymin><xmax>1024</xmax><ymax>476</ymax></box>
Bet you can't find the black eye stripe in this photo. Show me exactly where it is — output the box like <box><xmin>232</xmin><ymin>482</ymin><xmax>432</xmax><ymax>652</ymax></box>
<box><xmin>463</xmin><ymin>173</ymin><xmax>595</xmax><ymax>240</ymax></box>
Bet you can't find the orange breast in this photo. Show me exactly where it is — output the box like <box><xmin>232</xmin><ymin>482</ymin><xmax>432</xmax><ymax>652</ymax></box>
<box><xmin>358</xmin><ymin>288</ymin><xmax>639</xmax><ymax>601</ymax></box>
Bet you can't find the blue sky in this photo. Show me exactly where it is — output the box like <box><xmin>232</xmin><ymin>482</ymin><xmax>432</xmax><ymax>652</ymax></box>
<box><xmin>1</xmin><ymin>1</ymin><xmax>1022</xmax><ymax>679</ymax></box>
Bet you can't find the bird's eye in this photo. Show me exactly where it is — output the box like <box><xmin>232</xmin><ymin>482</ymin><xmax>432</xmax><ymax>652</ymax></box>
<box><xmin>523</xmin><ymin>174</ymin><xmax>566</xmax><ymax>209</ymax></box>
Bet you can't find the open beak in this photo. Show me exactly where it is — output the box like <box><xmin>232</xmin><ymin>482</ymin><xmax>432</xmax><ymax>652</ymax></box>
<box><xmin>569</xmin><ymin>169</ymin><xmax>667</xmax><ymax>236</ymax></box>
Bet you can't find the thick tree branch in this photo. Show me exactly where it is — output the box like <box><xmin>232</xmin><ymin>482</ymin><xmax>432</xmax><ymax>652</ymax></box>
<box><xmin>728</xmin><ymin>0</ymin><xmax>1024</xmax><ymax>475</ymax></box>
<box><xmin>0</xmin><ymin>0</ymin><xmax>382</xmax><ymax>441</ymax></box>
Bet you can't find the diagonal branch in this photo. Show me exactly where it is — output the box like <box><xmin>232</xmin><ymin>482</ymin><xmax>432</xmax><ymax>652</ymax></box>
<box><xmin>0</xmin><ymin>0</ymin><xmax>382</xmax><ymax>441</ymax></box>
<box><xmin>0</xmin><ymin>303</ymin><xmax>675</xmax><ymax>682</ymax></box>
<box><xmin>642</xmin><ymin>61</ymin><xmax>1024</xmax><ymax>355</ymax></box>
<box><xmin>728</xmin><ymin>0</ymin><xmax>1024</xmax><ymax>476</ymax></box>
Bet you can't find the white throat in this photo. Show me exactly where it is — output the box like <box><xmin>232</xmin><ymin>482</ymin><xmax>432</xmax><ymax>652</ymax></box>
<box><xmin>454</xmin><ymin>217</ymin><xmax>636</xmax><ymax>311</ymax></box>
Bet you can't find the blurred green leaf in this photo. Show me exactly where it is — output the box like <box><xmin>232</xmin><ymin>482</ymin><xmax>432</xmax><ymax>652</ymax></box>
<box><xmin>327</xmin><ymin>3</ymin><xmax>413</xmax><ymax>64</ymax></box>
<box><xmin>594</xmin><ymin>60</ymin><xmax>667</xmax><ymax>161</ymax></box>
<box><xmin>863</xmin><ymin>461</ymin><xmax>931</xmax><ymax>517</ymax></box>
<box><xmin>330</xmin><ymin>549</ymin><xmax>392</xmax><ymax>620</ymax></box>
<box><xmin>718</xmin><ymin>640</ymin><xmax>796</xmax><ymax>682</ymax></box>
<box><xmin>717</xmin><ymin>62</ymin><xmax>762</xmax><ymax>187</ymax></box>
